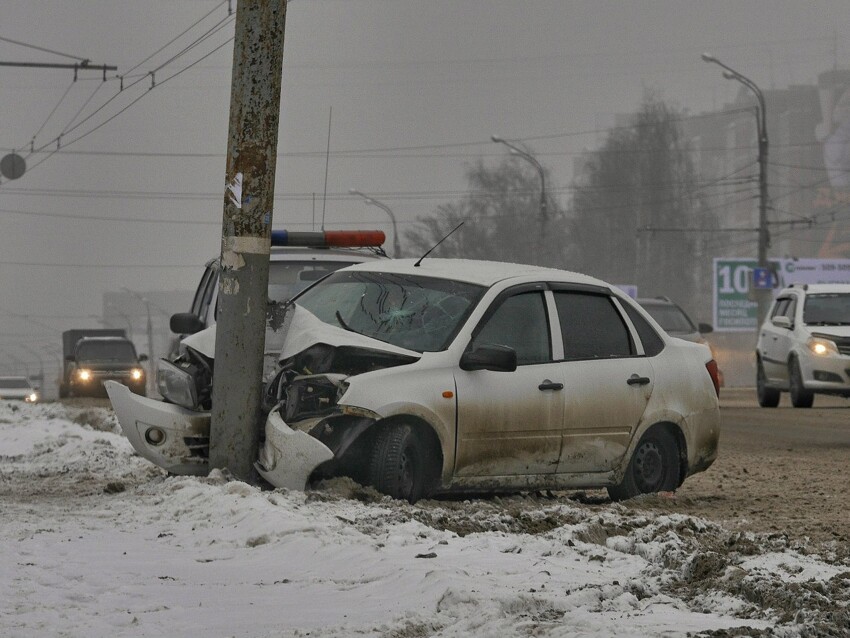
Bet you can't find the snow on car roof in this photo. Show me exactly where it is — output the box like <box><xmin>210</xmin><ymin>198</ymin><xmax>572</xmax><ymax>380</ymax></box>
<box><xmin>342</xmin><ymin>258</ymin><xmax>612</xmax><ymax>288</ymax></box>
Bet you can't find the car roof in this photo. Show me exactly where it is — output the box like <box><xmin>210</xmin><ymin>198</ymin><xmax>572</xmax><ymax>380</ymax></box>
<box><xmin>636</xmin><ymin>297</ymin><xmax>679</xmax><ymax>307</ymax></box>
<box><xmin>341</xmin><ymin>258</ymin><xmax>613</xmax><ymax>288</ymax></box>
<box><xmin>780</xmin><ymin>283</ymin><xmax>850</xmax><ymax>295</ymax></box>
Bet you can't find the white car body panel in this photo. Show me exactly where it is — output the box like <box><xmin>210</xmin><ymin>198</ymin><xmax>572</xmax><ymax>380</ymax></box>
<box><xmin>105</xmin><ymin>380</ymin><xmax>209</xmax><ymax>476</ymax></box>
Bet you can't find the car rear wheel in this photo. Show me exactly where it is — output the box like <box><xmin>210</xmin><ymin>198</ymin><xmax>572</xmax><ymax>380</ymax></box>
<box><xmin>608</xmin><ymin>427</ymin><xmax>680</xmax><ymax>502</ymax></box>
<box><xmin>756</xmin><ymin>360</ymin><xmax>780</xmax><ymax>408</ymax></box>
<box><xmin>369</xmin><ymin>423</ymin><xmax>431</xmax><ymax>503</ymax></box>
<box><xmin>789</xmin><ymin>358</ymin><xmax>814</xmax><ymax>408</ymax></box>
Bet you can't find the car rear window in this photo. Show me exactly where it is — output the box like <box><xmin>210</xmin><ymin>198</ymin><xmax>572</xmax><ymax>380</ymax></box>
<box><xmin>554</xmin><ymin>292</ymin><xmax>634</xmax><ymax>359</ymax></box>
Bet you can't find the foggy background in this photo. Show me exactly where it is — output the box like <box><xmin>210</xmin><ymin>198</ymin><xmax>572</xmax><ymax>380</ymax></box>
<box><xmin>2</xmin><ymin>0</ymin><xmax>850</xmax><ymax>393</ymax></box>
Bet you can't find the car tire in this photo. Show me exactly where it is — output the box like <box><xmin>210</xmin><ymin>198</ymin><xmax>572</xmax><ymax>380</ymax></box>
<box><xmin>789</xmin><ymin>358</ymin><xmax>814</xmax><ymax>408</ymax></box>
<box><xmin>369</xmin><ymin>423</ymin><xmax>431</xmax><ymax>503</ymax></box>
<box><xmin>756</xmin><ymin>360</ymin><xmax>780</xmax><ymax>408</ymax></box>
<box><xmin>608</xmin><ymin>427</ymin><xmax>680</xmax><ymax>502</ymax></box>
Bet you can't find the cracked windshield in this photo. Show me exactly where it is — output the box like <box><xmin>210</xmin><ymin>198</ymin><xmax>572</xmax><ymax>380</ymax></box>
<box><xmin>295</xmin><ymin>271</ymin><xmax>485</xmax><ymax>352</ymax></box>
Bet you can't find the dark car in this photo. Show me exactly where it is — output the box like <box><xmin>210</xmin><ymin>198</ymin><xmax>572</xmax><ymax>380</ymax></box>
<box><xmin>637</xmin><ymin>297</ymin><xmax>713</xmax><ymax>344</ymax></box>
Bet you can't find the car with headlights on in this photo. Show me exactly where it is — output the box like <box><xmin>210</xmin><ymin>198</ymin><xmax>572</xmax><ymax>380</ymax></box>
<box><xmin>756</xmin><ymin>283</ymin><xmax>850</xmax><ymax>407</ymax></box>
<box><xmin>0</xmin><ymin>376</ymin><xmax>39</xmax><ymax>402</ymax></box>
<box><xmin>107</xmin><ymin>258</ymin><xmax>721</xmax><ymax>503</ymax></box>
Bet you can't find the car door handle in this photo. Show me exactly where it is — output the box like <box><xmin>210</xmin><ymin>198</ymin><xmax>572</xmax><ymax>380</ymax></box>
<box><xmin>538</xmin><ymin>380</ymin><xmax>563</xmax><ymax>391</ymax></box>
<box><xmin>627</xmin><ymin>374</ymin><xmax>651</xmax><ymax>386</ymax></box>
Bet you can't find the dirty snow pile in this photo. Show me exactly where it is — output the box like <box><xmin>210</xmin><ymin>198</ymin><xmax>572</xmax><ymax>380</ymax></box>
<box><xmin>1</xmin><ymin>401</ymin><xmax>848</xmax><ymax>637</ymax></box>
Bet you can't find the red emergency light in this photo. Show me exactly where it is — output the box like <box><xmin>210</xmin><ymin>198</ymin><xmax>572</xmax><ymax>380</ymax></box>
<box><xmin>270</xmin><ymin>230</ymin><xmax>385</xmax><ymax>248</ymax></box>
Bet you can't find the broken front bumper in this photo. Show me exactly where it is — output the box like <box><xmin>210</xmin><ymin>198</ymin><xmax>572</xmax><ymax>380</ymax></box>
<box><xmin>255</xmin><ymin>408</ymin><xmax>334</xmax><ymax>490</ymax></box>
<box><xmin>105</xmin><ymin>381</ymin><xmax>210</xmax><ymax>476</ymax></box>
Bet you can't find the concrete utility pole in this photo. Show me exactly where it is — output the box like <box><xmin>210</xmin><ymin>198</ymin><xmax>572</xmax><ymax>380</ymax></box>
<box><xmin>209</xmin><ymin>0</ymin><xmax>287</xmax><ymax>481</ymax></box>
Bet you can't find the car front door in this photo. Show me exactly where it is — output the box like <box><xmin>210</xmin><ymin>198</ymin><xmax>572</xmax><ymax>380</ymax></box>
<box><xmin>551</xmin><ymin>289</ymin><xmax>655</xmax><ymax>474</ymax></box>
<box><xmin>760</xmin><ymin>296</ymin><xmax>795</xmax><ymax>382</ymax></box>
<box><xmin>454</xmin><ymin>286</ymin><xmax>564</xmax><ymax>477</ymax></box>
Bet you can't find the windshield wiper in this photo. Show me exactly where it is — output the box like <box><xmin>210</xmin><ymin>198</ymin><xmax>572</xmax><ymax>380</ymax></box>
<box><xmin>335</xmin><ymin>311</ymin><xmax>356</xmax><ymax>333</ymax></box>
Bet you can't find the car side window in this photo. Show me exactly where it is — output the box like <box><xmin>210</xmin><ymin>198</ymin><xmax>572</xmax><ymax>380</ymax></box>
<box><xmin>623</xmin><ymin>302</ymin><xmax>664</xmax><ymax>356</ymax></box>
<box><xmin>554</xmin><ymin>291</ymin><xmax>634</xmax><ymax>360</ymax></box>
<box><xmin>190</xmin><ymin>266</ymin><xmax>217</xmax><ymax>320</ymax></box>
<box><xmin>782</xmin><ymin>297</ymin><xmax>797</xmax><ymax>320</ymax></box>
<box><xmin>771</xmin><ymin>298</ymin><xmax>790</xmax><ymax>319</ymax></box>
<box><xmin>471</xmin><ymin>291</ymin><xmax>551</xmax><ymax>365</ymax></box>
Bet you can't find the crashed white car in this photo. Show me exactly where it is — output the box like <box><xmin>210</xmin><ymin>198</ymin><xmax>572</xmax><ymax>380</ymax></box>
<box><xmin>107</xmin><ymin>259</ymin><xmax>721</xmax><ymax>503</ymax></box>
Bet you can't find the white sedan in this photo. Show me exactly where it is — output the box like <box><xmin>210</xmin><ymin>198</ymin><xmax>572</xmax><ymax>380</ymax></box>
<box><xmin>109</xmin><ymin>259</ymin><xmax>721</xmax><ymax>503</ymax></box>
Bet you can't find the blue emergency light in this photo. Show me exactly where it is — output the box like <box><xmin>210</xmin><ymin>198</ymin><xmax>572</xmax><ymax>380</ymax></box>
<box><xmin>270</xmin><ymin>230</ymin><xmax>385</xmax><ymax>248</ymax></box>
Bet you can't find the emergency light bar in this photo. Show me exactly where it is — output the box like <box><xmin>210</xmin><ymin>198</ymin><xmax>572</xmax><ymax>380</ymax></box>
<box><xmin>270</xmin><ymin>230</ymin><xmax>385</xmax><ymax>248</ymax></box>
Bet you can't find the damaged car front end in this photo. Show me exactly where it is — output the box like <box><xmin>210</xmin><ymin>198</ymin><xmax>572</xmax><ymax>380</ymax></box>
<box><xmin>107</xmin><ymin>302</ymin><xmax>426</xmax><ymax>489</ymax></box>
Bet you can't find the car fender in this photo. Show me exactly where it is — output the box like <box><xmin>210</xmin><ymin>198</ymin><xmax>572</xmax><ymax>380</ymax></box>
<box><xmin>338</xmin><ymin>363</ymin><xmax>456</xmax><ymax>480</ymax></box>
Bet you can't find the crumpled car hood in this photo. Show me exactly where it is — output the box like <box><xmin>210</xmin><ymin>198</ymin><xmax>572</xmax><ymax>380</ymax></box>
<box><xmin>179</xmin><ymin>305</ymin><xmax>420</xmax><ymax>365</ymax></box>
<box><xmin>277</xmin><ymin>305</ymin><xmax>420</xmax><ymax>363</ymax></box>
<box><xmin>181</xmin><ymin>324</ymin><xmax>217</xmax><ymax>358</ymax></box>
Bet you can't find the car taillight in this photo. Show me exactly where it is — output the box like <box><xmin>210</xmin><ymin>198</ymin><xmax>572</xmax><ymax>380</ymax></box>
<box><xmin>705</xmin><ymin>359</ymin><xmax>720</xmax><ymax>397</ymax></box>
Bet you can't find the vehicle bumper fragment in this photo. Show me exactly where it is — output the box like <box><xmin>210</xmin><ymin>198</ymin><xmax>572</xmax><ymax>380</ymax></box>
<box><xmin>255</xmin><ymin>408</ymin><xmax>334</xmax><ymax>490</ymax></box>
<box><xmin>105</xmin><ymin>380</ymin><xmax>210</xmax><ymax>475</ymax></box>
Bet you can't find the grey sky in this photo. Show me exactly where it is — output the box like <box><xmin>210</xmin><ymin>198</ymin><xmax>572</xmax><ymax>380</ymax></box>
<box><xmin>1</xmin><ymin>0</ymin><xmax>849</xmax><ymax>359</ymax></box>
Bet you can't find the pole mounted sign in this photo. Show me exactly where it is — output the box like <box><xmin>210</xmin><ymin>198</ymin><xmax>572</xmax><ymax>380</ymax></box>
<box><xmin>0</xmin><ymin>153</ymin><xmax>25</xmax><ymax>180</ymax></box>
<box><xmin>714</xmin><ymin>257</ymin><xmax>850</xmax><ymax>331</ymax></box>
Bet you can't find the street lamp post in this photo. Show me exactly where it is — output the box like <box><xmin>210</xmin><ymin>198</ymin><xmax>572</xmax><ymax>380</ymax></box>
<box><xmin>491</xmin><ymin>135</ymin><xmax>547</xmax><ymax>238</ymax></box>
<box><xmin>349</xmin><ymin>189</ymin><xmax>401</xmax><ymax>257</ymax></box>
<box><xmin>702</xmin><ymin>53</ymin><xmax>770</xmax><ymax>327</ymax></box>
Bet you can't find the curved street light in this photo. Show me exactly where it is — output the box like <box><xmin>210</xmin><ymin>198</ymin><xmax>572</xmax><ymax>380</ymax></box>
<box><xmin>349</xmin><ymin>189</ymin><xmax>401</xmax><ymax>257</ymax></box>
<box><xmin>491</xmin><ymin>135</ymin><xmax>548</xmax><ymax>235</ymax></box>
<box><xmin>702</xmin><ymin>53</ymin><xmax>770</xmax><ymax>327</ymax></box>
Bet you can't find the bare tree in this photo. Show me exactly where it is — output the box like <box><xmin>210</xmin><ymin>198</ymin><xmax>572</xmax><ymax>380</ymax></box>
<box><xmin>571</xmin><ymin>92</ymin><xmax>711</xmax><ymax>309</ymax></box>
<box><xmin>405</xmin><ymin>157</ymin><xmax>571</xmax><ymax>267</ymax></box>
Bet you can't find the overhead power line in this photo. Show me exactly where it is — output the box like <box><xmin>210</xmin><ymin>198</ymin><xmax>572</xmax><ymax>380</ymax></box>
<box><xmin>0</xmin><ymin>35</ymin><xmax>89</xmax><ymax>61</ymax></box>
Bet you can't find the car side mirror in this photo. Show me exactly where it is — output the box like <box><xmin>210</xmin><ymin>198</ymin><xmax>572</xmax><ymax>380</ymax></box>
<box><xmin>772</xmin><ymin>316</ymin><xmax>792</xmax><ymax>329</ymax></box>
<box><xmin>460</xmin><ymin>345</ymin><xmax>517</xmax><ymax>372</ymax></box>
<box><xmin>170</xmin><ymin>312</ymin><xmax>205</xmax><ymax>335</ymax></box>
<box><xmin>138</xmin><ymin>354</ymin><xmax>148</xmax><ymax>362</ymax></box>
<box><xmin>698</xmin><ymin>322</ymin><xmax>713</xmax><ymax>334</ymax></box>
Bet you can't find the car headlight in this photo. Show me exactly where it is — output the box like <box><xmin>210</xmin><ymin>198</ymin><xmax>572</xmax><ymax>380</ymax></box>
<box><xmin>807</xmin><ymin>336</ymin><xmax>838</xmax><ymax>356</ymax></box>
<box><xmin>156</xmin><ymin>359</ymin><xmax>198</xmax><ymax>410</ymax></box>
<box><xmin>131</xmin><ymin>368</ymin><xmax>144</xmax><ymax>381</ymax></box>
<box><xmin>26</xmin><ymin>392</ymin><xmax>38</xmax><ymax>403</ymax></box>
<box><xmin>77</xmin><ymin>369</ymin><xmax>92</xmax><ymax>381</ymax></box>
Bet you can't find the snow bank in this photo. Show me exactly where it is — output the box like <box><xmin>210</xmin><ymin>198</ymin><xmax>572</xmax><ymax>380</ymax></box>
<box><xmin>1</xmin><ymin>401</ymin><xmax>847</xmax><ymax>637</ymax></box>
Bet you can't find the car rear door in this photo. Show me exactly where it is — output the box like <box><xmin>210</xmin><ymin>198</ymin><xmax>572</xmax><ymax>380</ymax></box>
<box><xmin>454</xmin><ymin>285</ymin><xmax>565</xmax><ymax>477</ymax></box>
<box><xmin>550</xmin><ymin>288</ymin><xmax>655</xmax><ymax>474</ymax></box>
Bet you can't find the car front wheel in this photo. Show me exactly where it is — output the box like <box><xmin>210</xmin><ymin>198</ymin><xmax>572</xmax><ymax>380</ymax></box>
<box><xmin>369</xmin><ymin>423</ymin><xmax>431</xmax><ymax>503</ymax></box>
<box><xmin>756</xmin><ymin>359</ymin><xmax>780</xmax><ymax>408</ymax></box>
<box><xmin>789</xmin><ymin>358</ymin><xmax>814</xmax><ymax>408</ymax></box>
<box><xmin>608</xmin><ymin>427</ymin><xmax>680</xmax><ymax>501</ymax></box>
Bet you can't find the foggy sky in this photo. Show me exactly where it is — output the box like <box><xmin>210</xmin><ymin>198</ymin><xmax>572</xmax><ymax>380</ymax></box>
<box><xmin>2</xmin><ymin>0</ymin><xmax>849</xmax><ymax>368</ymax></box>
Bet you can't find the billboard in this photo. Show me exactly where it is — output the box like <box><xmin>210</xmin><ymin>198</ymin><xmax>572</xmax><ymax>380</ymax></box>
<box><xmin>713</xmin><ymin>257</ymin><xmax>850</xmax><ymax>331</ymax></box>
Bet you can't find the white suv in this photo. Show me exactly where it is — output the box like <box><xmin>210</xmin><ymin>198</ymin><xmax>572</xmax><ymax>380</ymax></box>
<box><xmin>756</xmin><ymin>283</ymin><xmax>850</xmax><ymax>407</ymax></box>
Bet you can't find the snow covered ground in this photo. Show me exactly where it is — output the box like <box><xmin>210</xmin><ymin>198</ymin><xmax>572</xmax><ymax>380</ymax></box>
<box><xmin>1</xmin><ymin>400</ymin><xmax>847</xmax><ymax>637</ymax></box>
